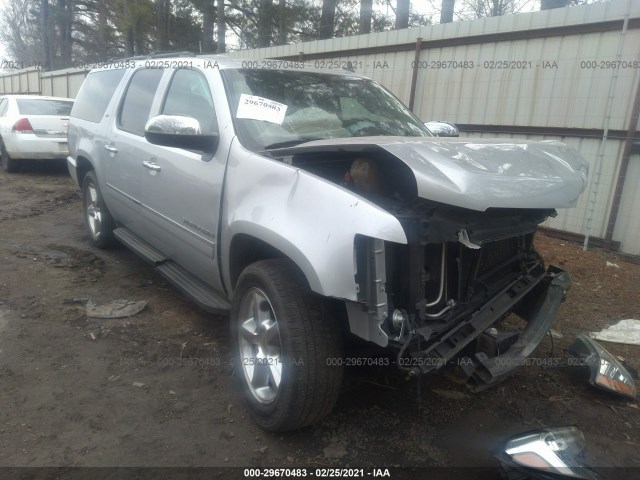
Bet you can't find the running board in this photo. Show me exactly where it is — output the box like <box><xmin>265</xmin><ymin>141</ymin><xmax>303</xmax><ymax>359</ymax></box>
<box><xmin>114</xmin><ymin>227</ymin><xmax>167</xmax><ymax>265</ymax></box>
<box><xmin>156</xmin><ymin>262</ymin><xmax>230</xmax><ymax>314</ymax></box>
<box><xmin>113</xmin><ymin>227</ymin><xmax>230</xmax><ymax>314</ymax></box>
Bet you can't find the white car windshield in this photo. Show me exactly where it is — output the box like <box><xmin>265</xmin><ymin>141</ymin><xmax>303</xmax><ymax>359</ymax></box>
<box><xmin>221</xmin><ymin>69</ymin><xmax>431</xmax><ymax>152</ymax></box>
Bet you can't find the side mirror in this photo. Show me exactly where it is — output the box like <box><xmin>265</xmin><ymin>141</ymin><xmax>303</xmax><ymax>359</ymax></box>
<box><xmin>144</xmin><ymin>115</ymin><xmax>218</xmax><ymax>151</ymax></box>
<box><xmin>424</xmin><ymin>121</ymin><xmax>459</xmax><ymax>137</ymax></box>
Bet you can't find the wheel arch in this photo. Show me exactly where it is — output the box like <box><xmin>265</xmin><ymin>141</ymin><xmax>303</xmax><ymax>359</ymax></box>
<box><xmin>75</xmin><ymin>155</ymin><xmax>95</xmax><ymax>187</ymax></box>
<box><xmin>227</xmin><ymin>232</ymin><xmax>319</xmax><ymax>295</ymax></box>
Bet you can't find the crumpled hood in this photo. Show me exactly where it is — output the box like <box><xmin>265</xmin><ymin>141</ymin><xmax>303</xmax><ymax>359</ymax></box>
<box><xmin>271</xmin><ymin>136</ymin><xmax>589</xmax><ymax>211</ymax></box>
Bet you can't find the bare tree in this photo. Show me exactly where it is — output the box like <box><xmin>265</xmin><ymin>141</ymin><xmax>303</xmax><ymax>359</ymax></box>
<box><xmin>0</xmin><ymin>0</ymin><xmax>40</xmax><ymax>66</ymax></box>
<box><xmin>459</xmin><ymin>0</ymin><xmax>514</xmax><ymax>18</ymax></box>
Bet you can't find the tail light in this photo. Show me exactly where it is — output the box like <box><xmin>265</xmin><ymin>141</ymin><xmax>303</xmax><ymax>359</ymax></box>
<box><xmin>12</xmin><ymin>118</ymin><xmax>34</xmax><ymax>133</ymax></box>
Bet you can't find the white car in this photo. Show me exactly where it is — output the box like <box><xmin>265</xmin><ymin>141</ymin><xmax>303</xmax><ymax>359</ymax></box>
<box><xmin>0</xmin><ymin>94</ymin><xmax>73</xmax><ymax>172</ymax></box>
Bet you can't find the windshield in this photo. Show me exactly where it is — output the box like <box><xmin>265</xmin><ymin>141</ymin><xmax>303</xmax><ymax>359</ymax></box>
<box><xmin>221</xmin><ymin>69</ymin><xmax>431</xmax><ymax>152</ymax></box>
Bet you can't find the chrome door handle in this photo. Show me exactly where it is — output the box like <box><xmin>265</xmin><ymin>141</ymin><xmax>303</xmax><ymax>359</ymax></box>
<box><xmin>142</xmin><ymin>160</ymin><xmax>162</xmax><ymax>171</ymax></box>
<box><xmin>104</xmin><ymin>145</ymin><xmax>118</xmax><ymax>153</ymax></box>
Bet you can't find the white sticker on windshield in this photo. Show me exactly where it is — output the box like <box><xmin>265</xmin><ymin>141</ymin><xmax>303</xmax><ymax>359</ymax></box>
<box><xmin>236</xmin><ymin>94</ymin><xmax>288</xmax><ymax>125</ymax></box>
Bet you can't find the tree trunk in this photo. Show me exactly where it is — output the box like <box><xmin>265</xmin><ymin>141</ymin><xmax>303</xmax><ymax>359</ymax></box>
<box><xmin>40</xmin><ymin>0</ymin><xmax>52</xmax><ymax>70</ymax></box>
<box><xmin>135</xmin><ymin>24</ymin><xmax>145</xmax><ymax>55</ymax></box>
<box><xmin>217</xmin><ymin>0</ymin><xmax>226</xmax><ymax>53</ymax></box>
<box><xmin>440</xmin><ymin>0</ymin><xmax>455</xmax><ymax>23</ymax></box>
<box><xmin>359</xmin><ymin>0</ymin><xmax>373</xmax><ymax>34</ymax></box>
<box><xmin>319</xmin><ymin>0</ymin><xmax>336</xmax><ymax>39</ymax></box>
<box><xmin>123</xmin><ymin>0</ymin><xmax>135</xmax><ymax>56</ymax></box>
<box><xmin>257</xmin><ymin>0</ymin><xmax>273</xmax><ymax>47</ymax></box>
<box><xmin>202</xmin><ymin>0</ymin><xmax>215</xmax><ymax>53</ymax></box>
<box><xmin>58</xmin><ymin>0</ymin><xmax>73</xmax><ymax>67</ymax></box>
<box><xmin>277</xmin><ymin>0</ymin><xmax>286</xmax><ymax>45</ymax></box>
<box><xmin>395</xmin><ymin>0</ymin><xmax>410</xmax><ymax>30</ymax></box>
<box><xmin>97</xmin><ymin>1</ymin><xmax>108</xmax><ymax>61</ymax></box>
<box><xmin>541</xmin><ymin>0</ymin><xmax>568</xmax><ymax>9</ymax></box>
<box><xmin>156</xmin><ymin>0</ymin><xmax>171</xmax><ymax>51</ymax></box>
<box><xmin>126</xmin><ymin>27</ymin><xmax>135</xmax><ymax>56</ymax></box>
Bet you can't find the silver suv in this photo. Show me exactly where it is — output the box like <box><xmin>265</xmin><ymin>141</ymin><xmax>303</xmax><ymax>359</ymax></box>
<box><xmin>68</xmin><ymin>55</ymin><xmax>588</xmax><ymax>431</ymax></box>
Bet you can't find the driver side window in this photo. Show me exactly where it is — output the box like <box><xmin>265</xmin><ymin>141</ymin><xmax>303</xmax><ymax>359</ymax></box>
<box><xmin>161</xmin><ymin>69</ymin><xmax>217</xmax><ymax>134</ymax></box>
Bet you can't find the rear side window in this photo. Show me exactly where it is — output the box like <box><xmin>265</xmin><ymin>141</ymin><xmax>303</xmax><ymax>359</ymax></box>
<box><xmin>118</xmin><ymin>69</ymin><xmax>164</xmax><ymax>136</ymax></box>
<box><xmin>71</xmin><ymin>69</ymin><xmax>126</xmax><ymax>123</ymax></box>
<box><xmin>16</xmin><ymin>99</ymin><xmax>73</xmax><ymax>115</ymax></box>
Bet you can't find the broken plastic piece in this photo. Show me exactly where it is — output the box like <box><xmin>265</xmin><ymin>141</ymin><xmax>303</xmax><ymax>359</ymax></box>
<box><xmin>458</xmin><ymin>229</ymin><xmax>480</xmax><ymax>249</ymax></box>
<box><xmin>86</xmin><ymin>299</ymin><xmax>147</xmax><ymax>319</ymax></box>
<box><xmin>589</xmin><ymin>319</ymin><xmax>640</xmax><ymax>346</ymax></box>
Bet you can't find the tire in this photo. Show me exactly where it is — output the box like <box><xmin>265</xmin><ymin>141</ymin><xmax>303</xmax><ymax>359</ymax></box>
<box><xmin>82</xmin><ymin>171</ymin><xmax>116</xmax><ymax>248</ymax></box>
<box><xmin>231</xmin><ymin>259</ymin><xmax>344</xmax><ymax>431</ymax></box>
<box><xmin>0</xmin><ymin>141</ymin><xmax>19</xmax><ymax>173</ymax></box>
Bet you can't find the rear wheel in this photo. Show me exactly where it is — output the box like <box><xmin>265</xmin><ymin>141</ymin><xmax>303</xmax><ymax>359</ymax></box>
<box><xmin>82</xmin><ymin>171</ymin><xmax>116</xmax><ymax>248</ymax></box>
<box><xmin>231</xmin><ymin>259</ymin><xmax>344</xmax><ymax>431</ymax></box>
<box><xmin>0</xmin><ymin>141</ymin><xmax>19</xmax><ymax>173</ymax></box>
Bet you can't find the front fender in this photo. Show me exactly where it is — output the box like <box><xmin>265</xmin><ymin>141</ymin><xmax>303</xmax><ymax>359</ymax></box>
<box><xmin>221</xmin><ymin>140</ymin><xmax>407</xmax><ymax>300</ymax></box>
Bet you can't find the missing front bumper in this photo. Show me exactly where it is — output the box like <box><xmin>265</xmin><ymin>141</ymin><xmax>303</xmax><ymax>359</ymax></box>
<box><xmin>402</xmin><ymin>266</ymin><xmax>571</xmax><ymax>390</ymax></box>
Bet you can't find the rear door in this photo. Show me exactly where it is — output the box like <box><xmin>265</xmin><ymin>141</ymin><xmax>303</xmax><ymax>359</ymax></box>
<box><xmin>103</xmin><ymin>68</ymin><xmax>166</xmax><ymax>234</ymax></box>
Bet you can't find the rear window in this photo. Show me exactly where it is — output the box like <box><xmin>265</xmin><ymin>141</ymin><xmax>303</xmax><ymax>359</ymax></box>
<box><xmin>16</xmin><ymin>99</ymin><xmax>73</xmax><ymax>116</ymax></box>
<box><xmin>71</xmin><ymin>69</ymin><xmax>126</xmax><ymax>123</ymax></box>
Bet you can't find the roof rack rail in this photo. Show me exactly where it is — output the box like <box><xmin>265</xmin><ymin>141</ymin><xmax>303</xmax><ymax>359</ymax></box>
<box><xmin>106</xmin><ymin>51</ymin><xmax>197</xmax><ymax>62</ymax></box>
<box><xmin>148</xmin><ymin>51</ymin><xmax>196</xmax><ymax>58</ymax></box>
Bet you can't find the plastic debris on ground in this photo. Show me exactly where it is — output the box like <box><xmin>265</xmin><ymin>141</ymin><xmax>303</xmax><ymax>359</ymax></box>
<box><xmin>549</xmin><ymin>329</ymin><xmax>563</xmax><ymax>339</ymax></box>
<box><xmin>590</xmin><ymin>319</ymin><xmax>640</xmax><ymax>346</ymax></box>
<box><xmin>86</xmin><ymin>299</ymin><xmax>148</xmax><ymax>319</ymax></box>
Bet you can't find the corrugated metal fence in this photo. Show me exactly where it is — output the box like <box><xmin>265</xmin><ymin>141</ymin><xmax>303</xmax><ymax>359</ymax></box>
<box><xmin>1</xmin><ymin>0</ymin><xmax>639</xmax><ymax>255</ymax></box>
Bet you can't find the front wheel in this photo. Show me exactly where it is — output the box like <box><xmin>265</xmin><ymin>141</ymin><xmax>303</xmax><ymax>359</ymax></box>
<box><xmin>82</xmin><ymin>171</ymin><xmax>116</xmax><ymax>248</ymax></box>
<box><xmin>231</xmin><ymin>259</ymin><xmax>344</xmax><ymax>431</ymax></box>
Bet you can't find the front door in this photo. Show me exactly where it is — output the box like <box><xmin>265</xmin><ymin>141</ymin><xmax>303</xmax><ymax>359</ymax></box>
<box><xmin>137</xmin><ymin>68</ymin><xmax>226</xmax><ymax>291</ymax></box>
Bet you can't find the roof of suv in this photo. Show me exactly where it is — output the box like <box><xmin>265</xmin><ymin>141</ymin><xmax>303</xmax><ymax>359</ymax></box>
<box><xmin>92</xmin><ymin>54</ymin><xmax>361</xmax><ymax>78</ymax></box>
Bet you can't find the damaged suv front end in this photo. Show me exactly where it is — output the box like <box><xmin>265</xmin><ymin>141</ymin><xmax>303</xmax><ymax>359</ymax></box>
<box><xmin>219</xmin><ymin>64</ymin><xmax>588</xmax><ymax>427</ymax></box>
<box><xmin>265</xmin><ymin>137</ymin><xmax>584</xmax><ymax>390</ymax></box>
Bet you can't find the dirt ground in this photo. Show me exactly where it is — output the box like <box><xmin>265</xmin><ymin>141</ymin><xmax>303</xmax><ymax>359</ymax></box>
<box><xmin>0</xmin><ymin>162</ymin><xmax>639</xmax><ymax>476</ymax></box>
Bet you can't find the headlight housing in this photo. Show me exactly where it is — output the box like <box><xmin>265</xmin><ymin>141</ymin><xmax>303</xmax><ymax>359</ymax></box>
<box><xmin>496</xmin><ymin>427</ymin><xmax>602</xmax><ymax>479</ymax></box>
<box><xmin>570</xmin><ymin>334</ymin><xmax>637</xmax><ymax>400</ymax></box>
